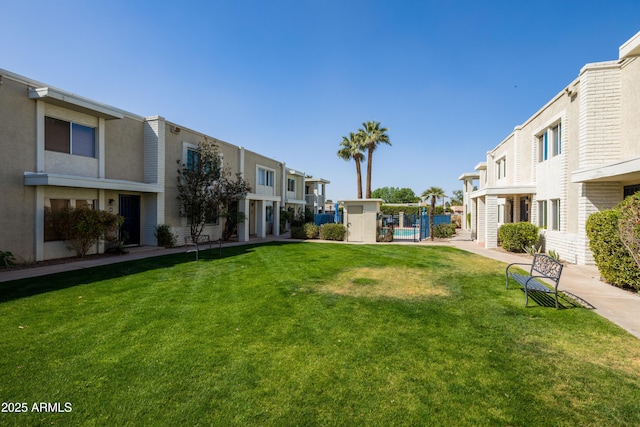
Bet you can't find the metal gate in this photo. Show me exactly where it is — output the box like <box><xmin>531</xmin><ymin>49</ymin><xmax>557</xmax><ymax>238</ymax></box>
<box><xmin>381</xmin><ymin>213</ymin><xmax>421</xmax><ymax>242</ymax></box>
<box><xmin>381</xmin><ymin>213</ymin><xmax>452</xmax><ymax>242</ymax></box>
<box><xmin>421</xmin><ymin>214</ymin><xmax>452</xmax><ymax>240</ymax></box>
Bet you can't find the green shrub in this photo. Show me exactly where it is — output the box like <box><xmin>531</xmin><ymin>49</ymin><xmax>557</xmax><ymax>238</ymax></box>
<box><xmin>291</xmin><ymin>211</ymin><xmax>307</xmax><ymax>227</ymax></box>
<box><xmin>380</xmin><ymin>205</ymin><xmax>422</xmax><ymax>216</ymax></box>
<box><xmin>498</xmin><ymin>222</ymin><xmax>539</xmax><ymax>253</ymax></box>
<box><xmin>54</xmin><ymin>207</ymin><xmax>123</xmax><ymax>257</ymax></box>
<box><xmin>617</xmin><ymin>192</ymin><xmax>640</xmax><ymax>270</ymax></box>
<box><xmin>1</xmin><ymin>250</ymin><xmax>16</xmax><ymax>268</ymax></box>
<box><xmin>433</xmin><ymin>223</ymin><xmax>456</xmax><ymax>238</ymax></box>
<box><xmin>586</xmin><ymin>209</ymin><xmax>640</xmax><ymax>291</ymax></box>
<box><xmin>291</xmin><ymin>223</ymin><xmax>319</xmax><ymax>239</ymax></box>
<box><xmin>319</xmin><ymin>224</ymin><xmax>346</xmax><ymax>241</ymax></box>
<box><xmin>280</xmin><ymin>209</ymin><xmax>291</xmax><ymax>231</ymax></box>
<box><xmin>155</xmin><ymin>224</ymin><xmax>177</xmax><ymax>248</ymax></box>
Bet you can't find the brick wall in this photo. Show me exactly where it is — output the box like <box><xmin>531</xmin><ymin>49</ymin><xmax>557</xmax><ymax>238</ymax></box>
<box><xmin>578</xmin><ymin>62</ymin><xmax>621</xmax><ymax>169</ymax></box>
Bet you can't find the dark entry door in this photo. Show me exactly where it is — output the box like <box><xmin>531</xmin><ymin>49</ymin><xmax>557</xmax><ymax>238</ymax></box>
<box><xmin>520</xmin><ymin>198</ymin><xmax>529</xmax><ymax>222</ymax></box>
<box><xmin>119</xmin><ymin>195</ymin><xmax>141</xmax><ymax>245</ymax></box>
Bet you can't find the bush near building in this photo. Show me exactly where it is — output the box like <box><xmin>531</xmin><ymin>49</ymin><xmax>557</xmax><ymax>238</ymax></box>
<box><xmin>319</xmin><ymin>224</ymin><xmax>346</xmax><ymax>241</ymax></box>
<box><xmin>433</xmin><ymin>223</ymin><xmax>457</xmax><ymax>238</ymax></box>
<box><xmin>586</xmin><ymin>196</ymin><xmax>640</xmax><ymax>291</ymax></box>
<box><xmin>498</xmin><ymin>223</ymin><xmax>540</xmax><ymax>253</ymax></box>
<box><xmin>291</xmin><ymin>223</ymin><xmax>319</xmax><ymax>239</ymax></box>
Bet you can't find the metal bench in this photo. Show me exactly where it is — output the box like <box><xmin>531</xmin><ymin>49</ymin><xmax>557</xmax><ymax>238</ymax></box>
<box><xmin>184</xmin><ymin>235</ymin><xmax>212</xmax><ymax>261</ymax></box>
<box><xmin>505</xmin><ymin>254</ymin><xmax>564</xmax><ymax>309</ymax></box>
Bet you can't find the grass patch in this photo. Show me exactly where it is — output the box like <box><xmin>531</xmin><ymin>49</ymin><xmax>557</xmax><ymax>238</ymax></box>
<box><xmin>1</xmin><ymin>242</ymin><xmax>639</xmax><ymax>426</ymax></box>
<box><xmin>320</xmin><ymin>267</ymin><xmax>450</xmax><ymax>300</ymax></box>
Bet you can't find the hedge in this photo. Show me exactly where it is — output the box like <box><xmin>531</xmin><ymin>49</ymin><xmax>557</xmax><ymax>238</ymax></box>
<box><xmin>291</xmin><ymin>223</ymin><xmax>319</xmax><ymax>239</ymax></box>
<box><xmin>433</xmin><ymin>223</ymin><xmax>457</xmax><ymax>238</ymax></box>
<box><xmin>319</xmin><ymin>224</ymin><xmax>346</xmax><ymax>241</ymax></box>
<box><xmin>586</xmin><ymin>208</ymin><xmax>640</xmax><ymax>291</ymax></box>
<box><xmin>498</xmin><ymin>222</ymin><xmax>539</xmax><ymax>253</ymax></box>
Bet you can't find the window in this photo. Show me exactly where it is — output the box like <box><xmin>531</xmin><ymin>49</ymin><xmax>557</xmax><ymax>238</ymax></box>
<box><xmin>287</xmin><ymin>178</ymin><xmax>295</xmax><ymax>192</ymax></box>
<box><xmin>538</xmin><ymin>133</ymin><xmax>548</xmax><ymax>162</ymax></box>
<box><xmin>45</xmin><ymin>117</ymin><xmax>95</xmax><ymax>157</ymax></box>
<box><xmin>186</xmin><ymin>147</ymin><xmax>219</xmax><ymax>173</ymax></box>
<box><xmin>44</xmin><ymin>198</ymin><xmax>97</xmax><ymax>241</ymax></box>
<box><xmin>538</xmin><ymin>122</ymin><xmax>562</xmax><ymax>162</ymax></box>
<box><xmin>551</xmin><ymin>199</ymin><xmax>560</xmax><ymax>231</ymax></box>
<box><xmin>496</xmin><ymin>157</ymin><xmax>506</xmax><ymax>180</ymax></box>
<box><xmin>205</xmin><ymin>206</ymin><xmax>219</xmax><ymax>225</ymax></box>
<box><xmin>258</xmin><ymin>168</ymin><xmax>274</xmax><ymax>187</ymax></box>
<box><xmin>187</xmin><ymin>148</ymin><xmax>199</xmax><ymax>171</ymax></box>
<box><xmin>76</xmin><ymin>199</ymin><xmax>97</xmax><ymax>210</ymax></box>
<box><xmin>552</xmin><ymin>123</ymin><xmax>562</xmax><ymax>156</ymax></box>
<box><xmin>538</xmin><ymin>200</ymin><xmax>547</xmax><ymax>229</ymax></box>
<box><xmin>44</xmin><ymin>199</ymin><xmax>69</xmax><ymax>241</ymax></box>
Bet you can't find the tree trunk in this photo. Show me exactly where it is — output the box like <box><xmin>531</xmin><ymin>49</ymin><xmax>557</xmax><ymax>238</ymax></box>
<box><xmin>355</xmin><ymin>159</ymin><xmax>363</xmax><ymax>199</ymax></box>
<box><xmin>366</xmin><ymin>147</ymin><xmax>373</xmax><ymax>198</ymax></box>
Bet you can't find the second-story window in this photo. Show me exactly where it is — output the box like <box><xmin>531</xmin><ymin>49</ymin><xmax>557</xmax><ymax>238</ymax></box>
<box><xmin>538</xmin><ymin>122</ymin><xmax>562</xmax><ymax>162</ymax></box>
<box><xmin>552</xmin><ymin>123</ymin><xmax>562</xmax><ymax>156</ymax></box>
<box><xmin>287</xmin><ymin>178</ymin><xmax>295</xmax><ymax>192</ymax></box>
<box><xmin>258</xmin><ymin>168</ymin><xmax>274</xmax><ymax>187</ymax></box>
<box><xmin>45</xmin><ymin>116</ymin><xmax>96</xmax><ymax>158</ymax></box>
<box><xmin>496</xmin><ymin>157</ymin><xmax>506</xmax><ymax>180</ymax></box>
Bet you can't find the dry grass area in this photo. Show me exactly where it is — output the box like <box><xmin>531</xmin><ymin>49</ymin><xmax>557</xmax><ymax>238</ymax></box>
<box><xmin>318</xmin><ymin>266</ymin><xmax>451</xmax><ymax>300</ymax></box>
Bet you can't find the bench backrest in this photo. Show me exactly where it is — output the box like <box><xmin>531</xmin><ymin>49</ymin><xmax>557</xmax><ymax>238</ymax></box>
<box><xmin>531</xmin><ymin>254</ymin><xmax>563</xmax><ymax>282</ymax></box>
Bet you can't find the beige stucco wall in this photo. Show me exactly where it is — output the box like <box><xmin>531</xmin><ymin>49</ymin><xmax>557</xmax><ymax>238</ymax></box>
<box><xmin>163</xmin><ymin>123</ymin><xmax>248</xmax><ymax>242</ymax></box>
<box><xmin>620</xmin><ymin>56</ymin><xmax>640</xmax><ymax>157</ymax></box>
<box><xmin>105</xmin><ymin>116</ymin><xmax>145</xmax><ymax>182</ymax></box>
<box><xmin>0</xmin><ymin>76</ymin><xmax>37</xmax><ymax>261</ymax></box>
<box><xmin>244</xmin><ymin>149</ymin><xmax>282</xmax><ymax>197</ymax></box>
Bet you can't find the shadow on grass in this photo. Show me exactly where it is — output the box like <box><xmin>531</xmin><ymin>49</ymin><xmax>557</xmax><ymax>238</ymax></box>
<box><xmin>0</xmin><ymin>241</ymin><xmax>299</xmax><ymax>304</ymax></box>
<box><xmin>519</xmin><ymin>289</ymin><xmax>583</xmax><ymax>309</ymax></box>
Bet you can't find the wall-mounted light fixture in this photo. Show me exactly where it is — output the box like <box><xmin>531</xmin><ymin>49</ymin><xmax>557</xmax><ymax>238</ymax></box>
<box><xmin>109</xmin><ymin>199</ymin><xmax>115</xmax><ymax>206</ymax></box>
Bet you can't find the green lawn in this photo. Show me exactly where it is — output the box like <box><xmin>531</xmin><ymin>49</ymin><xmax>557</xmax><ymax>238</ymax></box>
<box><xmin>1</xmin><ymin>242</ymin><xmax>639</xmax><ymax>426</ymax></box>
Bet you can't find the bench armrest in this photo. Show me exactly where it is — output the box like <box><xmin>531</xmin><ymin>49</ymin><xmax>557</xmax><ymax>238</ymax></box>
<box><xmin>506</xmin><ymin>262</ymin><xmax>533</xmax><ymax>274</ymax></box>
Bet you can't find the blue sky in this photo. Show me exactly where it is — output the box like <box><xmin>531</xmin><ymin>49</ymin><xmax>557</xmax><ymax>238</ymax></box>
<box><xmin>2</xmin><ymin>0</ymin><xmax>640</xmax><ymax>201</ymax></box>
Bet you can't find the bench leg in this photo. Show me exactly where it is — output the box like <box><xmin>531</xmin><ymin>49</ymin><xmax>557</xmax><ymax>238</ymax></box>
<box><xmin>524</xmin><ymin>287</ymin><xmax>529</xmax><ymax>307</ymax></box>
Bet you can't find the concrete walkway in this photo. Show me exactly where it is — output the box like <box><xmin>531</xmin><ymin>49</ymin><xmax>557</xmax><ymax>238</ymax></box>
<box><xmin>2</xmin><ymin>231</ymin><xmax>639</xmax><ymax>339</ymax></box>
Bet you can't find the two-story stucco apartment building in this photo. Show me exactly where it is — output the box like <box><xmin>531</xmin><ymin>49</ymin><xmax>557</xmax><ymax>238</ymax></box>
<box><xmin>460</xmin><ymin>31</ymin><xmax>640</xmax><ymax>265</ymax></box>
<box><xmin>0</xmin><ymin>68</ymin><xmax>319</xmax><ymax>262</ymax></box>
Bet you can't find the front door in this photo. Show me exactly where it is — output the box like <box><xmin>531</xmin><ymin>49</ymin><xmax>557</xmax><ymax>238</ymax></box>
<box><xmin>348</xmin><ymin>205</ymin><xmax>364</xmax><ymax>242</ymax></box>
<box><xmin>119</xmin><ymin>195</ymin><xmax>141</xmax><ymax>245</ymax></box>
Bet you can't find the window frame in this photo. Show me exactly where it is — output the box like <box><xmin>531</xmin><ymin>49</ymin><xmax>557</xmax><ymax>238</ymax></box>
<box><xmin>495</xmin><ymin>156</ymin><xmax>507</xmax><ymax>180</ymax></box>
<box><xmin>538</xmin><ymin>200</ymin><xmax>548</xmax><ymax>229</ymax></box>
<box><xmin>551</xmin><ymin>199</ymin><xmax>560</xmax><ymax>231</ymax></box>
<box><xmin>258</xmin><ymin>167</ymin><xmax>275</xmax><ymax>188</ymax></box>
<box><xmin>45</xmin><ymin>116</ymin><xmax>96</xmax><ymax>158</ymax></box>
<box><xmin>537</xmin><ymin>121</ymin><xmax>562</xmax><ymax>162</ymax></box>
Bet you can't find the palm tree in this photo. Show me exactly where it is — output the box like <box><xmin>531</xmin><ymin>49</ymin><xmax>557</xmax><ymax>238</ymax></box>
<box><xmin>421</xmin><ymin>186</ymin><xmax>445</xmax><ymax>241</ymax></box>
<box><xmin>359</xmin><ymin>121</ymin><xmax>391</xmax><ymax>198</ymax></box>
<box><xmin>338</xmin><ymin>132</ymin><xmax>366</xmax><ymax>199</ymax></box>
